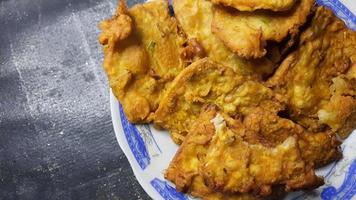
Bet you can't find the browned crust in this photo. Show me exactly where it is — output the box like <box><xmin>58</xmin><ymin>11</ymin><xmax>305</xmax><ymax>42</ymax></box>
<box><xmin>211</xmin><ymin>0</ymin><xmax>297</xmax><ymax>11</ymax></box>
<box><xmin>211</xmin><ymin>0</ymin><xmax>314</xmax><ymax>58</ymax></box>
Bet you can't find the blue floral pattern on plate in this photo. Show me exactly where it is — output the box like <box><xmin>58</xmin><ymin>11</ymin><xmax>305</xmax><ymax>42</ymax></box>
<box><xmin>321</xmin><ymin>160</ymin><xmax>356</xmax><ymax>200</ymax></box>
<box><xmin>317</xmin><ymin>0</ymin><xmax>356</xmax><ymax>30</ymax></box>
<box><xmin>119</xmin><ymin>105</ymin><xmax>150</xmax><ymax>170</ymax></box>
<box><xmin>150</xmin><ymin>178</ymin><xmax>188</xmax><ymax>200</ymax></box>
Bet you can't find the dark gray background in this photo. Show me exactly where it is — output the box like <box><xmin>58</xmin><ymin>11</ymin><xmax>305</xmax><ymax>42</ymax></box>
<box><xmin>0</xmin><ymin>0</ymin><xmax>151</xmax><ymax>199</ymax></box>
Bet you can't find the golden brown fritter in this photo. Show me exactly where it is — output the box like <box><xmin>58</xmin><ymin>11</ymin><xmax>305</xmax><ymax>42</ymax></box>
<box><xmin>165</xmin><ymin>106</ymin><xmax>263</xmax><ymax>200</ymax></box>
<box><xmin>211</xmin><ymin>0</ymin><xmax>314</xmax><ymax>58</ymax></box>
<box><xmin>166</xmin><ymin>106</ymin><xmax>340</xmax><ymax>199</ymax></box>
<box><xmin>211</xmin><ymin>0</ymin><xmax>296</xmax><ymax>11</ymax></box>
<box><xmin>202</xmin><ymin>116</ymin><xmax>322</xmax><ymax>196</ymax></box>
<box><xmin>172</xmin><ymin>0</ymin><xmax>277</xmax><ymax>78</ymax></box>
<box><xmin>154</xmin><ymin>58</ymin><xmax>284</xmax><ymax>144</ymax></box>
<box><xmin>267</xmin><ymin>6</ymin><xmax>356</xmax><ymax>138</ymax></box>
<box><xmin>99</xmin><ymin>0</ymin><xmax>198</xmax><ymax>123</ymax></box>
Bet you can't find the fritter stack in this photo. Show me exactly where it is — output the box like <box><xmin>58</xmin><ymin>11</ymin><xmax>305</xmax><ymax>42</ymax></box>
<box><xmin>99</xmin><ymin>0</ymin><xmax>356</xmax><ymax>199</ymax></box>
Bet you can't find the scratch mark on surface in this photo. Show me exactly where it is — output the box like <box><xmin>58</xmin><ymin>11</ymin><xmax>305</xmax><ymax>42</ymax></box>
<box><xmin>10</xmin><ymin>43</ymin><xmax>30</xmax><ymax>112</ymax></box>
<box><xmin>72</xmin><ymin>13</ymin><xmax>106</xmax><ymax>95</ymax></box>
<box><xmin>37</xmin><ymin>2</ymin><xmax>42</xmax><ymax>26</ymax></box>
<box><xmin>9</xmin><ymin>36</ymin><xmax>40</xmax><ymax>134</ymax></box>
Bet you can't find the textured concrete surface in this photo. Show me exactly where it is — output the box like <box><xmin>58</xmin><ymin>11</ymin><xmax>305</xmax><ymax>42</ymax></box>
<box><xmin>0</xmin><ymin>0</ymin><xmax>150</xmax><ymax>199</ymax></box>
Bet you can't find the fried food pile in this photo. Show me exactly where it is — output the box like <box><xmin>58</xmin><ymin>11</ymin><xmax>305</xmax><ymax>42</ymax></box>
<box><xmin>99</xmin><ymin>0</ymin><xmax>356</xmax><ymax>199</ymax></box>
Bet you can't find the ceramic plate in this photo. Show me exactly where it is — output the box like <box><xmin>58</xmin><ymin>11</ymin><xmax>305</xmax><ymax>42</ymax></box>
<box><xmin>110</xmin><ymin>0</ymin><xmax>356</xmax><ymax>199</ymax></box>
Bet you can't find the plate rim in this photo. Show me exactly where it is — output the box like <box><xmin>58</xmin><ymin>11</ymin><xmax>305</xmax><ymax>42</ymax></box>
<box><xmin>110</xmin><ymin>89</ymin><xmax>164</xmax><ymax>200</ymax></box>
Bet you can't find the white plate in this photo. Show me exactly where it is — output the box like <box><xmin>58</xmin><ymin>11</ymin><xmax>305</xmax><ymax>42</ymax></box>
<box><xmin>110</xmin><ymin>1</ymin><xmax>356</xmax><ymax>199</ymax></box>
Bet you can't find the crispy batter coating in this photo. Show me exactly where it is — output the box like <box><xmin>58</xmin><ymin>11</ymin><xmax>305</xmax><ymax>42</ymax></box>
<box><xmin>240</xmin><ymin>108</ymin><xmax>342</xmax><ymax>167</ymax></box>
<box><xmin>202</xmin><ymin>118</ymin><xmax>321</xmax><ymax>196</ymax></box>
<box><xmin>267</xmin><ymin>7</ymin><xmax>356</xmax><ymax>138</ymax></box>
<box><xmin>172</xmin><ymin>0</ymin><xmax>277</xmax><ymax>78</ymax></box>
<box><xmin>211</xmin><ymin>0</ymin><xmax>314</xmax><ymax>58</ymax></box>
<box><xmin>99</xmin><ymin>0</ymin><xmax>197</xmax><ymax>123</ymax></box>
<box><xmin>165</xmin><ymin>106</ymin><xmax>262</xmax><ymax>200</ymax></box>
<box><xmin>154</xmin><ymin>58</ymin><xmax>284</xmax><ymax>144</ymax></box>
<box><xmin>211</xmin><ymin>0</ymin><xmax>296</xmax><ymax>11</ymax></box>
<box><xmin>166</xmin><ymin>106</ymin><xmax>340</xmax><ymax>199</ymax></box>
